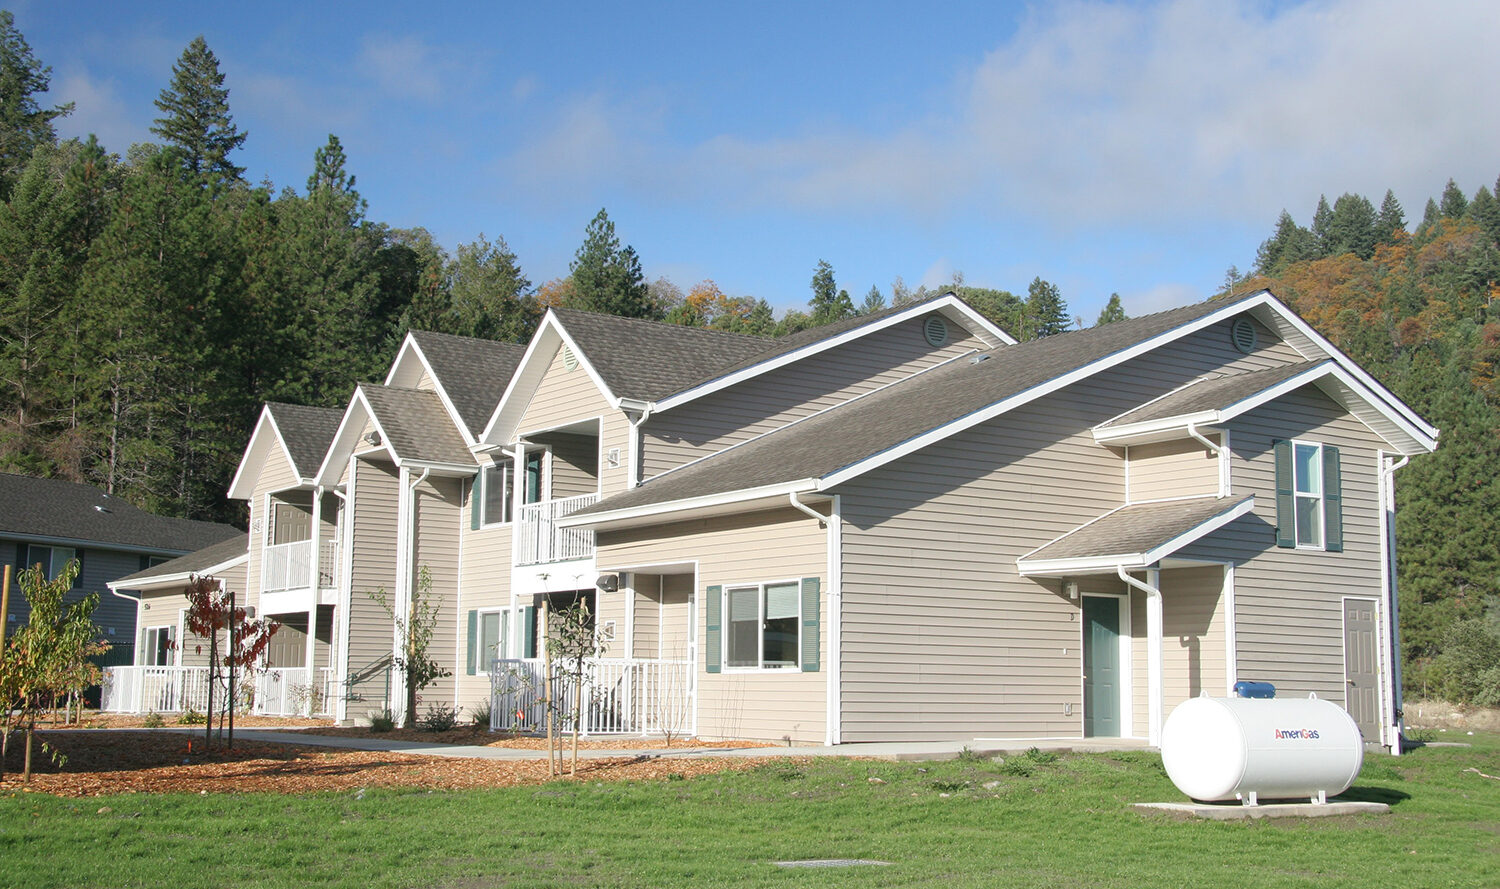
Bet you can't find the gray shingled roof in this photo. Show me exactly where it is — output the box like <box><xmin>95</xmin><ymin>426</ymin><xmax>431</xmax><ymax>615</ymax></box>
<box><xmin>111</xmin><ymin>535</ymin><xmax>248</xmax><ymax>587</ymax></box>
<box><xmin>360</xmin><ymin>384</ymin><xmax>474</xmax><ymax>466</ymax></box>
<box><xmin>0</xmin><ymin>473</ymin><xmax>242</xmax><ymax>553</ymax></box>
<box><xmin>266</xmin><ymin>403</ymin><xmax>343</xmax><ymax>478</ymax></box>
<box><xmin>552</xmin><ymin>308</ymin><xmax>772</xmax><ymax>402</ymax></box>
<box><xmin>1021</xmin><ymin>496</ymin><xmax>1254</xmax><ymax>564</ymax></box>
<box><xmin>1098</xmin><ymin>360</ymin><xmax>1326</xmax><ymax>429</ymax></box>
<box><xmin>409</xmin><ymin>330</ymin><xmax>526</xmax><ymax>437</ymax></box>
<box><xmin>572</xmin><ymin>294</ymin><xmax>1252</xmax><ymax>518</ymax></box>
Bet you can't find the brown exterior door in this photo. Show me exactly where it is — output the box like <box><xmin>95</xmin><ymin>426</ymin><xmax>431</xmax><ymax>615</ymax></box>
<box><xmin>1343</xmin><ymin>598</ymin><xmax>1380</xmax><ymax>741</ymax></box>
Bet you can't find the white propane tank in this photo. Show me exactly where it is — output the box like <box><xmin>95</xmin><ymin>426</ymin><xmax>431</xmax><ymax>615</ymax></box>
<box><xmin>1160</xmin><ymin>695</ymin><xmax>1364</xmax><ymax>804</ymax></box>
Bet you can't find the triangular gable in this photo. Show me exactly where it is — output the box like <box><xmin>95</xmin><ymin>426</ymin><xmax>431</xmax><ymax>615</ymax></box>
<box><xmin>479</xmin><ymin>311</ymin><xmax>622</xmax><ymax>448</ymax></box>
<box><xmin>315</xmin><ymin>385</ymin><xmax>475</xmax><ymax>485</ymax></box>
<box><xmin>651</xmin><ymin>293</ymin><xmax>1016</xmax><ymax>413</ymax></box>
<box><xmin>386</xmin><ymin>331</ymin><xmax>526</xmax><ymax>444</ymax></box>
<box><xmin>386</xmin><ymin>333</ymin><xmax>469</xmax><ymax>441</ymax></box>
<box><xmin>228</xmin><ymin>406</ymin><xmax>302</xmax><ymax>500</ymax></box>
<box><xmin>314</xmin><ymin>387</ymin><xmax>401</xmax><ymax>485</ymax></box>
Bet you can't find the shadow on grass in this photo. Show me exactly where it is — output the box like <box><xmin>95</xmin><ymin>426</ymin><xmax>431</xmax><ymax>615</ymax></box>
<box><xmin>1339</xmin><ymin>785</ymin><xmax>1411</xmax><ymax>806</ymax></box>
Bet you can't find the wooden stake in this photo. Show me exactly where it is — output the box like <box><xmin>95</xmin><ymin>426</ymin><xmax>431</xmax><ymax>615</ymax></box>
<box><xmin>0</xmin><ymin>563</ymin><xmax>11</xmax><ymax>652</ymax></box>
<box><xmin>541</xmin><ymin>600</ymin><xmax>554</xmax><ymax>776</ymax></box>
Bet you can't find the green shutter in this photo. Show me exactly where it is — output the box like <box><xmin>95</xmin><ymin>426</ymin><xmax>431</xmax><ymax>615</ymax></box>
<box><xmin>704</xmin><ymin>585</ymin><xmax>722</xmax><ymax>674</ymax></box>
<box><xmin>1323</xmin><ymin>445</ymin><xmax>1343</xmax><ymax>552</ymax></box>
<box><xmin>466</xmin><ymin>610</ymin><xmax>478</xmax><ymax>675</ymax></box>
<box><xmin>800</xmin><ymin>577</ymin><xmax>820</xmax><ymax>672</ymax></box>
<box><xmin>523</xmin><ymin>605</ymin><xmax>537</xmax><ymax>658</ymax></box>
<box><xmin>469</xmin><ymin>473</ymin><xmax>483</xmax><ymax>531</ymax></box>
<box><xmin>1273</xmin><ymin>439</ymin><xmax>1295</xmax><ymax>548</ymax></box>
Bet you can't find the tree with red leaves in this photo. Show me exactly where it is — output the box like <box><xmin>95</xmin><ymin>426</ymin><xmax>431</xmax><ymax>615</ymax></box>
<box><xmin>182</xmin><ymin>575</ymin><xmax>278</xmax><ymax>749</ymax></box>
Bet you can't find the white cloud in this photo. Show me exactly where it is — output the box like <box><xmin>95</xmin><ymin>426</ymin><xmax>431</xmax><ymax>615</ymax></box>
<box><xmin>500</xmin><ymin>0</ymin><xmax>1500</xmax><ymax>229</ymax></box>
<box><xmin>357</xmin><ymin>34</ymin><xmax>455</xmax><ymax>102</ymax></box>
<box><xmin>52</xmin><ymin>70</ymin><xmax>147</xmax><ymax>152</ymax></box>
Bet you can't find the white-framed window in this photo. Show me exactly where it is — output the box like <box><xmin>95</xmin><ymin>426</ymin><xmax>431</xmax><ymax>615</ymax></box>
<box><xmin>522</xmin><ymin>448</ymin><xmax>548</xmax><ymax>505</ymax></box>
<box><xmin>144</xmin><ymin>625</ymin><xmax>176</xmax><ymax>666</ymax></box>
<box><xmin>725</xmin><ymin>580</ymin><xmax>802</xmax><ymax>670</ymax></box>
<box><xmin>481</xmin><ymin>463</ymin><xmax>513</xmax><ymax>526</ymax></box>
<box><xmin>27</xmin><ymin>545</ymin><xmax>77</xmax><ymax>585</ymax></box>
<box><xmin>477</xmin><ymin>609</ymin><xmax>510</xmax><ymax>671</ymax></box>
<box><xmin>1293</xmin><ymin>440</ymin><xmax>1324</xmax><ymax>549</ymax></box>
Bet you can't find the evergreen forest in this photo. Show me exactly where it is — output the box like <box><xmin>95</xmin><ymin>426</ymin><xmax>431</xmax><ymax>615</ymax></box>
<box><xmin>2</xmin><ymin>19</ymin><xmax>1496</xmax><ymax>696</ymax></box>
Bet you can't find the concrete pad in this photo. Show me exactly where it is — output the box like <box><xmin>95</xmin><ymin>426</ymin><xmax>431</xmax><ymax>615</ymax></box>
<box><xmin>1134</xmin><ymin>801</ymin><xmax>1390</xmax><ymax>820</ymax></box>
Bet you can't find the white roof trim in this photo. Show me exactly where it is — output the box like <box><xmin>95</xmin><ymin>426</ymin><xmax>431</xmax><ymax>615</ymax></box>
<box><xmin>652</xmin><ymin>294</ymin><xmax>1016</xmax><ymax>414</ymax></box>
<box><xmin>386</xmin><ymin>333</ymin><xmax>477</xmax><ymax>447</ymax></box>
<box><xmin>556</xmin><ymin>479</ymin><xmax>822</xmax><ymax>531</ymax></box>
<box><xmin>1091</xmin><ymin>361</ymin><xmax>1437</xmax><ymax>453</ymax></box>
<box><xmin>816</xmin><ymin>290</ymin><xmax>1435</xmax><ymax>491</ymax></box>
<box><xmin>313</xmin><ymin>387</ymin><xmax>399</xmax><ymax>485</ymax></box>
<box><xmin>106</xmin><ymin>549</ymin><xmax>249</xmax><ymax>593</ymax></box>
<box><xmin>228</xmin><ymin>406</ymin><xmax>305</xmax><ymax>500</ymax></box>
<box><xmin>1016</xmin><ymin>496</ymin><xmax>1256</xmax><ymax>576</ymax></box>
<box><xmin>478</xmin><ymin>311</ymin><xmax>621</xmax><ymax>447</ymax></box>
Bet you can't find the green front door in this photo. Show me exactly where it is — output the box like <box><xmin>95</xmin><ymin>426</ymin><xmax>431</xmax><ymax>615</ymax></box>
<box><xmin>1083</xmin><ymin>595</ymin><xmax>1122</xmax><ymax>738</ymax></box>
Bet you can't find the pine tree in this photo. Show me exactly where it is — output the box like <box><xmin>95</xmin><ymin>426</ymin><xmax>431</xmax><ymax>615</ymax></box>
<box><xmin>1465</xmin><ymin>186</ymin><xmax>1500</xmax><ymax>245</ymax></box>
<box><xmin>1096</xmin><ymin>293</ymin><xmax>1128</xmax><ymax>326</ymax></box>
<box><xmin>1327</xmin><ymin>193</ymin><xmax>1377</xmax><ymax>259</ymax></box>
<box><xmin>859</xmin><ymin>285</ymin><xmax>886</xmax><ymax>315</ymax></box>
<box><xmin>1022</xmin><ymin>278</ymin><xmax>1070</xmax><ymax>339</ymax></box>
<box><xmin>0</xmin><ymin>11</ymin><xmax>71</xmax><ymax>199</ymax></box>
<box><xmin>1439</xmin><ymin>178</ymin><xmax>1468</xmax><ymax>219</ymax></box>
<box><xmin>1311</xmin><ymin>195</ymin><xmax>1334</xmax><ymax>257</ymax></box>
<box><xmin>568</xmin><ymin>209</ymin><xmax>653</xmax><ymax>318</ymax></box>
<box><xmin>808</xmin><ymin>259</ymin><xmax>853</xmax><ymax>324</ymax></box>
<box><xmin>1255</xmin><ymin>210</ymin><xmax>1316</xmax><ymax>275</ymax></box>
<box><xmin>1374</xmin><ymin>189</ymin><xmax>1406</xmax><ymax>245</ymax></box>
<box><xmin>150</xmin><ymin>36</ymin><xmax>247</xmax><ymax>185</ymax></box>
<box><xmin>447</xmin><ymin>233</ymin><xmax>537</xmax><ymax>342</ymax></box>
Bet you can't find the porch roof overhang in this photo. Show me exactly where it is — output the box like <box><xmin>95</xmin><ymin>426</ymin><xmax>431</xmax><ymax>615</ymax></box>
<box><xmin>106</xmin><ymin>550</ymin><xmax>248</xmax><ymax>594</ymax></box>
<box><xmin>1016</xmin><ymin>495</ymin><xmax>1255</xmax><ymax>577</ymax></box>
<box><xmin>556</xmin><ymin>479</ymin><xmax>827</xmax><ymax>532</ymax></box>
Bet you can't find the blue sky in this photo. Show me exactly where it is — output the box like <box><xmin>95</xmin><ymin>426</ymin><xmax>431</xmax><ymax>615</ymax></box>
<box><xmin>16</xmin><ymin>0</ymin><xmax>1500</xmax><ymax>321</ymax></box>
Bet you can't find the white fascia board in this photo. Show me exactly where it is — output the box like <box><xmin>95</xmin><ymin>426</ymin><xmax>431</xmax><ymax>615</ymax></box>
<box><xmin>652</xmin><ymin>294</ymin><xmax>1010</xmax><ymax>414</ymax></box>
<box><xmin>8</xmin><ymin>533</ymin><xmax>195</xmax><ymax>557</ymax></box>
<box><xmin>818</xmin><ymin>298</ymin><xmax>1265</xmax><ymax>490</ymax></box>
<box><xmin>1092</xmin><ymin>411</ymin><xmax>1223</xmax><ymax>446</ymax></box>
<box><xmin>1249</xmin><ymin>296</ymin><xmax>1439</xmax><ymax>442</ymax></box>
<box><xmin>555</xmin><ymin>479</ymin><xmax>824</xmax><ymax>531</ymax></box>
<box><xmin>403</xmin><ymin>459</ymin><xmax>481</xmax><ymax>476</ymax></box>
<box><xmin>390</xmin><ymin>335</ymin><xmax>477</xmax><ymax>448</ymax></box>
<box><xmin>1016</xmin><ymin>496</ymin><xmax>1255</xmax><ymax>576</ymax></box>
<box><xmin>106</xmin><ymin>552</ymin><xmax>249</xmax><ymax>593</ymax></box>
<box><xmin>228</xmin><ymin>406</ymin><xmax>295</xmax><ymax>500</ymax></box>
<box><xmin>313</xmin><ymin>388</ymin><xmax>396</xmax><ymax>485</ymax></box>
<box><xmin>478</xmin><ymin>311</ymin><xmax>621</xmax><ymax>446</ymax></box>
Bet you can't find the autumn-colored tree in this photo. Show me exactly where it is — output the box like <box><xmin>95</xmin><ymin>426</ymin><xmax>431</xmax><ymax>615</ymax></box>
<box><xmin>182</xmin><ymin>574</ymin><xmax>279</xmax><ymax>749</ymax></box>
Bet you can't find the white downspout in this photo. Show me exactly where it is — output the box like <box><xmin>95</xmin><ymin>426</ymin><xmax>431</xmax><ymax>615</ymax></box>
<box><xmin>1185</xmin><ymin>423</ymin><xmax>1227</xmax><ymax>498</ymax></box>
<box><xmin>1380</xmin><ymin>453</ymin><xmax>1409</xmax><ymax>753</ymax></box>
<box><xmin>304</xmin><ymin>487</ymin><xmax>324</xmax><ymax>715</ymax></box>
<box><xmin>326</xmin><ymin>486</ymin><xmax>349</xmax><ymax>722</ymax></box>
<box><xmin>627</xmin><ymin>405</ymin><xmax>653</xmax><ymax>489</ymax></box>
<box><xmin>826</xmin><ymin>495</ymin><xmax>843</xmax><ymax>746</ymax></box>
<box><xmin>788</xmin><ymin>491</ymin><xmax>828</xmax><ymax>526</ymax></box>
<box><xmin>1117</xmin><ymin>565</ymin><xmax>1163</xmax><ymax>747</ymax></box>
<box><xmin>108</xmin><ymin>586</ymin><xmax>144</xmax><ymax>666</ymax></box>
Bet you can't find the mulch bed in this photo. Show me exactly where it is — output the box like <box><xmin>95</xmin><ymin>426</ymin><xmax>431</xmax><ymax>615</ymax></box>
<box><xmin>0</xmin><ymin>730</ymin><xmax>777</xmax><ymax>798</ymax></box>
<box><xmin>300</xmin><ymin>724</ymin><xmax>773</xmax><ymax>750</ymax></box>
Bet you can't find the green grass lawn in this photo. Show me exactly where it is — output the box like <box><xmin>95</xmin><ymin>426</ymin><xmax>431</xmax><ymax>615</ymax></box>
<box><xmin>2</xmin><ymin>734</ymin><xmax>1497</xmax><ymax>889</ymax></box>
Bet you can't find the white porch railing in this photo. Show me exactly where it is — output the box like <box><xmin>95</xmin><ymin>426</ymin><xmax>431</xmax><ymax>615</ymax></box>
<box><xmin>261</xmin><ymin>539</ymin><xmax>340</xmax><ymax>593</ymax></box>
<box><xmin>101</xmin><ymin>665</ymin><xmax>336</xmax><ymax>717</ymax></box>
<box><xmin>515</xmin><ymin>493</ymin><xmax>600</xmax><ymax>565</ymax></box>
<box><xmin>490</xmin><ymin>657</ymin><xmax>693</xmax><ymax>736</ymax></box>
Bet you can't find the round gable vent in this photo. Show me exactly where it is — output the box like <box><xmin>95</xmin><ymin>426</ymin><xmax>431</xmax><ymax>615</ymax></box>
<box><xmin>1230</xmin><ymin>317</ymin><xmax>1257</xmax><ymax>354</ymax></box>
<box><xmin>562</xmin><ymin>346</ymin><xmax>578</xmax><ymax>371</ymax></box>
<box><xmin>923</xmin><ymin>315</ymin><xmax>949</xmax><ymax>347</ymax></box>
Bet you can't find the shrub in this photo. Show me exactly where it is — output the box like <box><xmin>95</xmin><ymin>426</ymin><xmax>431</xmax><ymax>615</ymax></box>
<box><xmin>369</xmin><ymin>709</ymin><xmax>396</xmax><ymax>732</ymax></box>
<box><xmin>176</xmin><ymin>708</ymin><xmax>206</xmax><ymax>725</ymax></box>
<box><xmin>469</xmin><ymin>699</ymin><xmax>492</xmax><ymax>729</ymax></box>
<box><xmin>142</xmin><ymin>711</ymin><xmax>164</xmax><ymax>728</ymax></box>
<box><xmin>418</xmin><ymin>702</ymin><xmax>460</xmax><ymax>732</ymax></box>
<box><xmin>1433</xmin><ymin>620</ymin><xmax>1500</xmax><ymax>704</ymax></box>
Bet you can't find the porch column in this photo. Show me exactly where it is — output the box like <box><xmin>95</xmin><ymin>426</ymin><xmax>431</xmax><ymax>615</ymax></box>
<box><xmin>305</xmin><ymin>489</ymin><xmax>323</xmax><ymax>716</ymax></box>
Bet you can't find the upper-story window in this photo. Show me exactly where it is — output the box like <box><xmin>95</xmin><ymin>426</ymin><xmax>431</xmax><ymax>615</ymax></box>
<box><xmin>480</xmin><ymin>463</ymin><xmax>513</xmax><ymax>526</ymax></box>
<box><xmin>523</xmin><ymin>450</ymin><xmax>545</xmax><ymax>504</ymax></box>
<box><xmin>26</xmin><ymin>545</ymin><xmax>78</xmax><ymax>585</ymax></box>
<box><xmin>1275</xmin><ymin>439</ymin><xmax>1342</xmax><ymax>552</ymax></box>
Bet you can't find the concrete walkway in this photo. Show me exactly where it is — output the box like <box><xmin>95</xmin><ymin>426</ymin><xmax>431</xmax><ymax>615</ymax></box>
<box><xmin>218</xmin><ymin>728</ymin><xmax>1153</xmax><ymax>762</ymax></box>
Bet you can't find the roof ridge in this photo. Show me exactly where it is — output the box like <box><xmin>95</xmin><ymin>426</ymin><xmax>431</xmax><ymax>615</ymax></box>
<box><xmin>551</xmin><ymin>307</ymin><xmax>772</xmax><ymax>344</ymax></box>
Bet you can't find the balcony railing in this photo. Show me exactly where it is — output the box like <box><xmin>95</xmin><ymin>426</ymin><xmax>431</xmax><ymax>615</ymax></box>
<box><xmin>490</xmin><ymin>657</ymin><xmax>693</xmax><ymax>736</ymax></box>
<box><xmin>515</xmin><ymin>493</ymin><xmax>600</xmax><ymax>565</ymax></box>
<box><xmin>262</xmin><ymin>539</ymin><xmax>339</xmax><ymax>593</ymax></box>
<box><xmin>101</xmin><ymin>665</ymin><xmax>338</xmax><ymax>716</ymax></box>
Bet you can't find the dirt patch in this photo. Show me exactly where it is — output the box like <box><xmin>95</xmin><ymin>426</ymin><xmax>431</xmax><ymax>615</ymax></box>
<box><xmin>37</xmin><ymin>713</ymin><xmax>334</xmax><ymax>731</ymax></box>
<box><xmin>0</xmin><ymin>730</ymin><xmax>777</xmax><ymax>798</ymax></box>
<box><xmin>301</xmin><ymin>724</ymin><xmax>773</xmax><ymax>750</ymax></box>
<box><xmin>1404</xmin><ymin>700</ymin><xmax>1500</xmax><ymax>734</ymax></box>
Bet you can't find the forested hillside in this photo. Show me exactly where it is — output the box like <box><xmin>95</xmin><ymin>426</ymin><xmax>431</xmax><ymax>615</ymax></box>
<box><xmin>1243</xmin><ymin>180</ymin><xmax>1500</xmax><ymax>700</ymax></box>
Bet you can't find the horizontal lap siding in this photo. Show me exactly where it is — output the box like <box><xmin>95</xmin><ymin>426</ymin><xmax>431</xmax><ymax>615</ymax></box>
<box><xmin>414</xmin><ymin>476</ymin><xmax>462</xmax><ymax>712</ymax></box>
<box><xmin>837</xmin><ymin>316</ymin><xmax>1307</xmax><ymax>742</ymax></box>
<box><xmin>1128</xmin><ymin>438</ymin><xmax>1220</xmax><ymax>501</ymax></box>
<box><xmin>631</xmin><ymin>586</ymin><xmax>660</xmax><ymax>659</ymax></box>
<box><xmin>1132</xmin><ymin>566</ymin><xmax>1229</xmax><ymax>732</ymax></box>
<box><xmin>519</xmin><ymin>349</ymin><xmax>610</xmax><ymax>435</ymax></box>
<box><xmin>547</xmin><ymin>432</ymin><xmax>599</xmax><ymax>498</ymax></box>
<box><xmin>346</xmin><ymin>459</ymin><xmax>399</xmax><ymax>716</ymax></box>
<box><xmin>597</xmin><ymin>508</ymin><xmax>827</xmax><ymax>743</ymax></box>
<box><xmin>641</xmin><ymin>316</ymin><xmax>989</xmax><ymax>477</ymax></box>
<box><xmin>246</xmin><ymin>445</ymin><xmax>298</xmax><ymax>600</ymax></box>
<box><xmin>660</xmin><ymin>576</ymin><xmax>693</xmax><ymax>660</ymax></box>
<box><xmin>456</xmin><ymin>491</ymin><xmax>512</xmax><ymax>712</ymax></box>
<box><xmin>1178</xmin><ymin>385</ymin><xmax>1387</xmax><ymax>707</ymax></box>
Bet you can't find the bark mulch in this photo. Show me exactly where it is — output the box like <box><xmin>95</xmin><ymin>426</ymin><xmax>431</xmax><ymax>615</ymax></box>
<box><xmin>300</xmin><ymin>724</ymin><xmax>774</xmax><ymax>750</ymax></box>
<box><xmin>0</xmin><ymin>730</ymin><xmax>778</xmax><ymax>798</ymax></box>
